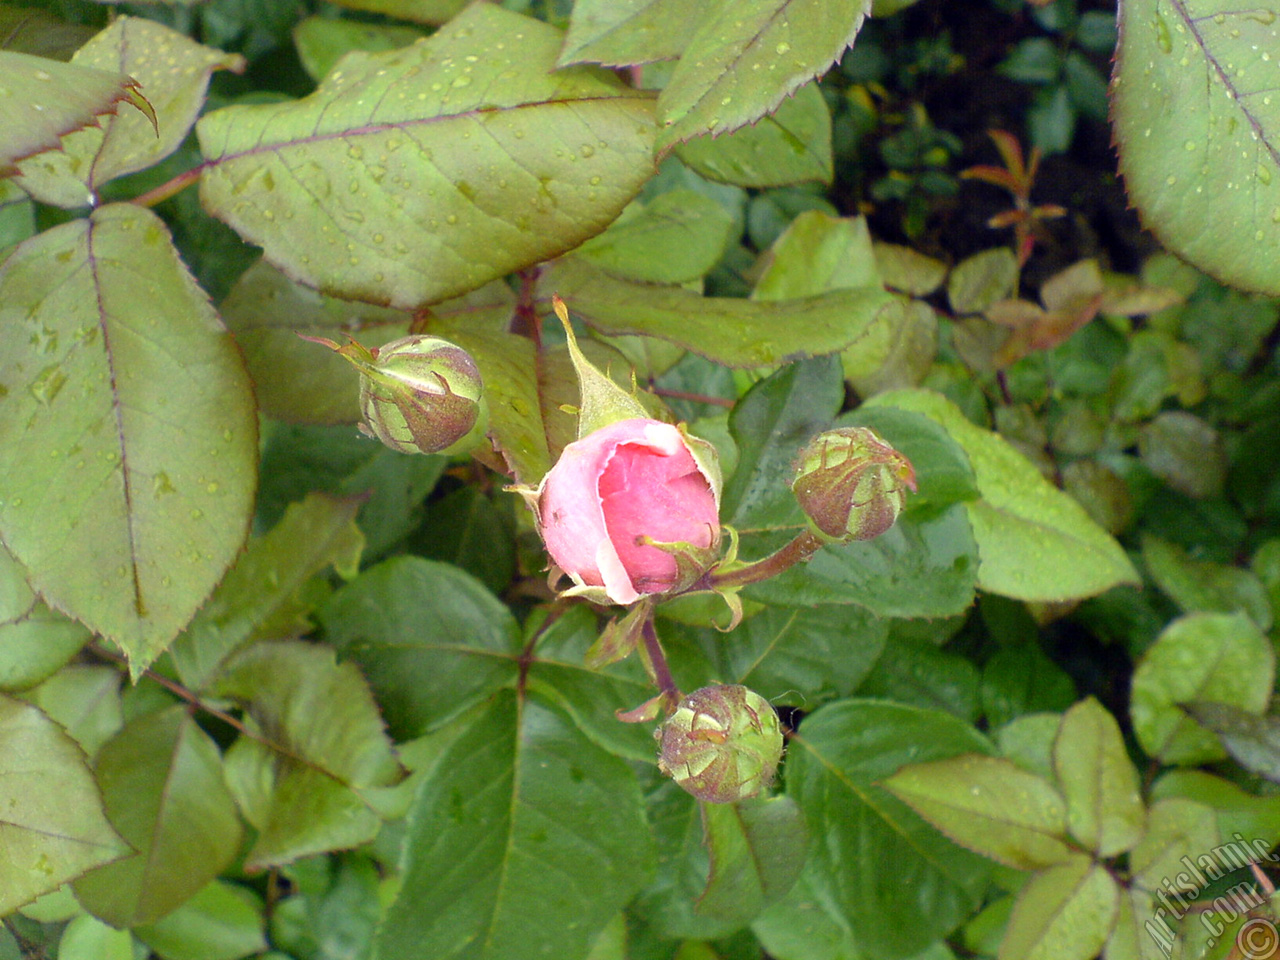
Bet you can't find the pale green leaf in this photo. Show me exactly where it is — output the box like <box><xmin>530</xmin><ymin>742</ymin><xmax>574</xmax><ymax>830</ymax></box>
<box><xmin>57</xmin><ymin>915</ymin><xmax>134</xmax><ymax>960</ymax></box>
<box><xmin>883</xmin><ymin>753</ymin><xmax>1074</xmax><ymax>871</ymax></box>
<box><xmin>998</xmin><ymin>854</ymin><xmax>1118</xmax><ymax>960</ymax></box>
<box><xmin>15</xmin><ymin>18</ymin><xmax>243</xmax><ymax>207</ymax></box>
<box><xmin>0</xmin><ymin>545</ymin><xmax>89</xmax><ymax>691</ymax></box>
<box><xmin>211</xmin><ymin>640</ymin><xmax>403</xmax><ymax>870</ymax></box>
<box><xmin>695</xmin><ymin>796</ymin><xmax>809</xmax><ymax>927</ymax></box>
<box><xmin>72</xmin><ymin>706</ymin><xmax>244</xmax><ymax>928</ymax></box>
<box><xmin>197</xmin><ymin>4</ymin><xmax>657</xmax><ymax>310</ymax></box>
<box><xmin>0</xmin><ymin>695</ymin><xmax>128</xmax><ymax>915</ymax></box>
<box><xmin>948</xmin><ymin>247</ymin><xmax>1019</xmax><ymax>315</ymax></box>
<box><xmin>576</xmin><ymin>188</ymin><xmax>736</xmax><ymax>283</ymax></box>
<box><xmin>0</xmin><ymin>51</ymin><xmax>145</xmax><ymax>176</ymax></box>
<box><xmin>133</xmin><ymin>880</ymin><xmax>268</xmax><ymax>960</ymax></box>
<box><xmin>655</xmin><ymin>0</ymin><xmax>869</xmax><ymax>151</ymax></box>
<box><xmin>1051</xmin><ymin>697</ymin><xmax>1145</xmax><ymax>857</ymax></box>
<box><xmin>1130</xmin><ymin>612</ymin><xmax>1274</xmax><ymax>765</ymax></box>
<box><xmin>676</xmin><ymin>82</ymin><xmax>833</xmax><ymax>187</ymax></box>
<box><xmin>1106</xmin><ymin>886</ymin><xmax>1175</xmax><ymax>960</ymax></box>
<box><xmin>0</xmin><ymin>204</ymin><xmax>258</xmax><ymax>676</ymax></box>
<box><xmin>1113</xmin><ymin>0</ymin><xmax>1280</xmax><ymax>294</ymax></box>
<box><xmin>169</xmin><ymin>493</ymin><xmax>365</xmax><ymax>692</ymax></box>
<box><xmin>323</xmin><ymin>0</ymin><xmax>464</xmax><ymax>26</ymax></box>
<box><xmin>866</xmin><ymin>389</ymin><xmax>1140</xmax><ymax>600</ymax></box>
<box><xmin>544</xmin><ymin>255</ymin><xmax>892</xmax><ymax>367</ymax></box>
<box><xmin>21</xmin><ymin>665</ymin><xmax>122</xmax><ymax>758</ymax></box>
<box><xmin>376</xmin><ymin>690</ymin><xmax>655</xmax><ymax>960</ymax></box>
<box><xmin>1152</xmin><ymin>770</ymin><xmax>1280</xmax><ymax>848</ymax></box>
<box><xmin>558</xmin><ymin>0</ymin><xmax>695</xmax><ymax>67</ymax></box>
<box><xmin>1127</xmin><ymin>797</ymin><xmax>1219</xmax><ymax>891</ymax></box>
<box><xmin>292</xmin><ymin>17</ymin><xmax>424</xmax><ymax>83</ymax></box>
<box><xmin>787</xmin><ymin>700</ymin><xmax>994</xmax><ymax>958</ymax></box>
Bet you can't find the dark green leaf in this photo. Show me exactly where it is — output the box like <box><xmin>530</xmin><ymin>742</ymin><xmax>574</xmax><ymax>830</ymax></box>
<box><xmin>318</xmin><ymin>556</ymin><xmax>521</xmax><ymax>740</ymax></box>
<box><xmin>980</xmin><ymin>644</ymin><xmax>1076</xmax><ymax>728</ymax></box>
<box><xmin>1182</xmin><ymin>701</ymin><xmax>1280</xmax><ymax>784</ymax></box>
<box><xmin>787</xmin><ymin>700</ymin><xmax>994</xmax><ymax>958</ymax></box>
<box><xmin>858</xmin><ymin>635</ymin><xmax>981</xmax><ymax>721</ymax></box>
<box><xmin>292</xmin><ymin>16</ymin><xmax>424</xmax><ymax>83</ymax></box>
<box><xmin>695</xmin><ymin>796</ymin><xmax>809</xmax><ymax>926</ymax></box>
<box><xmin>377</xmin><ymin>690</ymin><xmax>655</xmax><ymax>960</ymax></box>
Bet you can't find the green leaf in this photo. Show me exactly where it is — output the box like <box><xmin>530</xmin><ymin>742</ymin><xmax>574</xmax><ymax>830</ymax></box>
<box><xmin>0</xmin><ymin>5</ymin><xmax>95</xmax><ymax>59</ymax></box>
<box><xmin>0</xmin><ymin>545</ymin><xmax>89</xmax><ymax>690</ymax></box>
<box><xmin>1127</xmin><ymin>797</ymin><xmax>1218</xmax><ymax>892</ymax></box>
<box><xmin>558</xmin><ymin>0</ymin><xmax>695</xmax><ymax>67</ymax></box>
<box><xmin>15</xmin><ymin>18</ymin><xmax>243</xmax><ymax>207</ymax></box>
<box><xmin>255</xmin><ymin>423</ymin><xmax>446</xmax><ymax>558</ymax></box>
<box><xmin>744</xmin><ymin>505</ymin><xmax>979</xmax><ymax>619</ymax></box>
<box><xmin>1151</xmin><ymin>770</ymin><xmax>1280</xmax><ymax>845</ymax></box>
<box><xmin>1141</xmin><ymin>533</ymin><xmax>1273</xmax><ymax>631</ymax></box>
<box><xmin>376</xmin><ymin>689</ymin><xmax>655</xmax><ymax>960</ymax></box>
<box><xmin>947</xmin><ymin>248</ymin><xmax>1018</xmax><ymax>315</ymax></box>
<box><xmin>859</xmin><ymin>635</ymin><xmax>981</xmax><ymax>721</ymax></box>
<box><xmin>676</xmin><ymin>82</ymin><xmax>833</xmax><ymax>188</ymax></box>
<box><xmin>660</xmin><ymin>604</ymin><xmax>888</xmax><ymax>705</ymax></box>
<box><xmin>524</xmin><ymin>606</ymin><xmax>656</xmax><ymax>763</ymax></box>
<box><xmin>866</xmin><ymin>389</ymin><xmax>1140</xmax><ymax>601</ymax></box>
<box><xmin>1113</xmin><ymin>0</ymin><xmax>1280</xmax><ymax>294</ymax></box>
<box><xmin>56</xmin><ymin>915</ymin><xmax>135</xmax><ymax>960</ymax></box>
<box><xmin>980</xmin><ymin>644</ymin><xmax>1076</xmax><ymax>728</ymax></box>
<box><xmin>1052</xmin><ymin>697</ymin><xmax>1145</xmax><ymax>857</ymax></box>
<box><xmin>21</xmin><ymin>665</ymin><xmax>122</xmax><ymax>758</ymax></box>
<box><xmin>654</xmin><ymin>0</ymin><xmax>868</xmax><ymax>151</ymax></box>
<box><xmin>752</xmin><ymin>210</ymin><xmax>879</xmax><ymax>300</ymax></box>
<box><xmin>576</xmin><ymin>189</ymin><xmax>736</xmax><ymax>284</ymax></box>
<box><xmin>0</xmin><ymin>204</ymin><xmax>258</xmax><ymax>676</ymax></box>
<box><xmin>0</xmin><ymin>694</ymin><xmax>128</xmax><ymax>914</ymax></box>
<box><xmin>750</xmin><ymin>869</ymin><xmax>861</xmax><ymax>960</ymax></box>
<box><xmin>292</xmin><ymin>16</ymin><xmax>424</xmax><ymax>83</ymax></box>
<box><xmin>997</xmin><ymin>854</ymin><xmax>1118</xmax><ymax>960</ymax></box>
<box><xmin>323</xmin><ymin>0</ymin><xmax>464</xmax><ymax>26</ymax></box>
<box><xmin>544</xmin><ymin>256</ymin><xmax>893</xmax><ymax>368</ymax></box>
<box><xmin>198</xmin><ymin>4</ymin><xmax>656</xmax><ymax>310</ymax></box>
<box><xmin>787</xmin><ymin>700</ymin><xmax>994</xmax><ymax>959</ymax></box>
<box><xmin>883</xmin><ymin>754</ymin><xmax>1073</xmax><ymax>871</ymax></box>
<box><xmin>318</xmin><ymin>556</ymin><xmax>521</xmax><ymax>740</ymax></box>
<box><xmin>416</xmin><ymin>486</ymin><xmax>516</xmax><ymax>597</ymax></box>
<box><xmin>695</xmin><ymin>796</ymin><xmax>809</xmax><ymax>927</ymax></box>
<box><xmin>133</xmin><ymin>881</ymin><xmax>267</xmax><ymax>960</ymax></box>
<box><xmin>1182</xmin><ymin>701</ymin><xmax>1280</xmax><ymax>783</ymax></box>
<box><xmin>219</xmin><ymin>259</ymin><xmax>412</xmax><ymax>425</ymax></box>
<box><xmin>722</xmin><ymin>356</ymin><xmax>844</xmax><ymax>528</ymax></box>
<box><xmin>211</xmin><ymin>641</ymin><xmax>403</xmax><ymax>870</ymax></box>
<box><xmin>1130</xmin><ymin>612</ymin><xmax>1274</xmax><ymax>765</ymax></box>
<box><xmin>169</xmin><ymin>493</ymin><xmax>365</xmax><ymax>692</ymax></box>
<box><xmin>72</xmin><ymin>706</ymin><xmax>243</xmax><ymax>928</ymax></box>
<box><xmin>0</xmin><ymin>51</ymin><xmax>147</xmax><ymax>177</ymax></box>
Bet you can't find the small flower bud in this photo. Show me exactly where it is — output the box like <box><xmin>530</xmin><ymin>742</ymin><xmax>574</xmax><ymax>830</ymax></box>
<box><xmin>791</xmin><ymin>427</ymin><xmax>916</xmax><ymax>542</ymax></box>
<box><xmin>657</xmin><ymin>685</ymin><xmax>783</xmax><ymax>804</ymax></box>
<box><xmin>304</xmin><ymin>333</ymin><xmax>485</xmax><ymax>455</ymax></box>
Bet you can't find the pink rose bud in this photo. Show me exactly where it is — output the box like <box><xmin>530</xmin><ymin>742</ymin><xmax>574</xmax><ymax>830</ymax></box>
<box><xmin>792</xmin><ymin>427</ymin><xmax>917</xmax><ymax>542</ymax></box>
<box><xmin>657</xmin><ymin>684</ymin><xmax>783</xmax><ymax>804</ymax></box>
<box><xmin>535</xmin><ymin>418</ymin><xmax>722</xmax><ymax>606</ymax></box>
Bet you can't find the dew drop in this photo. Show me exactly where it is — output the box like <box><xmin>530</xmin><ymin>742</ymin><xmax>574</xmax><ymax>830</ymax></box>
<box><xmin>775</xmin><ymin>41</ymin><xmax>791</xmax><ymax>54</ymax></box>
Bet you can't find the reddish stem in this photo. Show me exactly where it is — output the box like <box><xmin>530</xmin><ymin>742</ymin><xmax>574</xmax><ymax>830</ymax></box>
<box><xmin>130</xmin><ymin>163</ymin><xmax>206</xmax><ymax>208</ymax></box>
<box><xmin>707</xmin><ymin>531</ymin><xmax>825</xmax><ymax>590</ymax></box>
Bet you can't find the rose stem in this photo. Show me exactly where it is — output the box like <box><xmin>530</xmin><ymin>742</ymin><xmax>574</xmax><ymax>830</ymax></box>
<box><xmin>707</xmin><ymin>531</ymin><xmax>825</xmax><ymax>589</ymax></box>
<box><xmin>641</xmin><ymin>616</ymin><xmax>681</xmax><ymax>705</ymax></box>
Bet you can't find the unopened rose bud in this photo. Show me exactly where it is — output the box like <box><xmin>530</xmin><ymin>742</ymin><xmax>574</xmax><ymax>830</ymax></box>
<box><xmin>791</xmin><ymin>427</ymin><xmax>916</xmax><ymax>542</ymax></box>
<box><xmin>657</xmin><ymin>685</ymin><xmax>783</xmax><ymax>804</ymax></box>
<box><xmin>305</xmin><ymin>334</ymin><xmax>485</xmax><ymax>455</ymax></box>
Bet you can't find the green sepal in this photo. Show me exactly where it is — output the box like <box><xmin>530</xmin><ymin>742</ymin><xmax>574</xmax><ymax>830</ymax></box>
<box><xmin>616</xmin><ymin>691</ymin><xmax>675</xmax><ymax>724</ymax></box>
<box><xmin>551</xmin><ymin>295</ymin><xmax>649</xmax><ymax>438</ymax></box>
<box><xmin>586</xmin><ymin>600</ymin><xmax>652</xmax><ymax>669</ymax></box>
